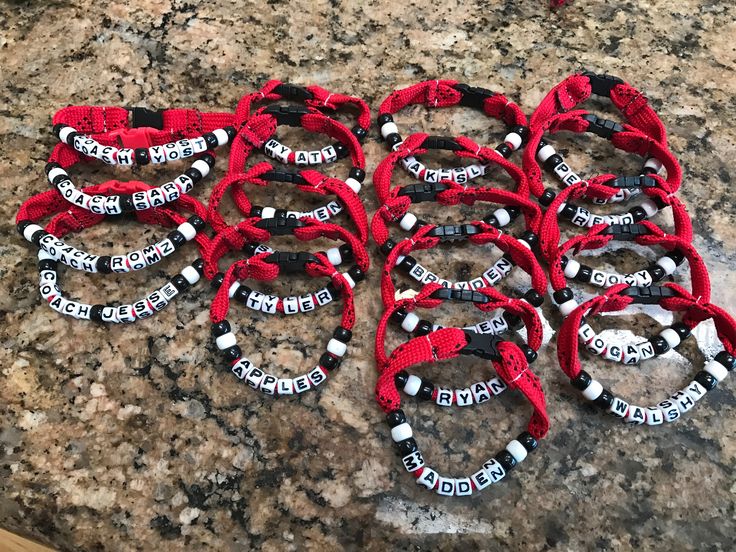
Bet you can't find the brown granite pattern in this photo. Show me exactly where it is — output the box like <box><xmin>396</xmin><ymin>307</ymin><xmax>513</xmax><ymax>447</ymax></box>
<box><xmin>1</xmin><ymin>1</ymin><xmax>736</xmax><ymax>550</ymax></box>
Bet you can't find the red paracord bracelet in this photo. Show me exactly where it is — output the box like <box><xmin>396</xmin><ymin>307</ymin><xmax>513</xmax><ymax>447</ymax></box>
<box><xmin>556</xmin><ymin>282</ymin><xmax>736</xmax><ymax>425</ymax></box>
<box><xmin>208</xmin><ymin>251</ymin><xmax>356</xmax><ymax>396</ymax></box>
<box><xmin>523</xmin><ymin>110</ymin><xmax>681</xmax><ymax>200</ymax></box>
<box><xmin>375</xmin><ymin>321</ymin><xmax>548</xmax><ymax>496</ymax></box>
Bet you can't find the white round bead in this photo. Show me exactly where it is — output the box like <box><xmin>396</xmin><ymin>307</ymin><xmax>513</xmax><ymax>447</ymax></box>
<box><xmin>216</xmin><ymin>332</ymin><xmax>237</xmax><ymax>350</ymax></box>
<box><xmin>659</xmin><ymin>328</ymin><xmax>681</xmax><ymax>349</ymax></box>
<box><xmin>48</xmin><ymin>167</ymin><xmax>67</xmax><ymax>182</ymax></box>
<box><xmin>656</xmin><ymin>256</ymin><xmax>677</xmax><ymax>275</ymax></box>
<box><xmin>493</xmin><ymin>208</ymin><xmax>511</xmax><ymax>227</ymax></box>
<box><xmin>380</xmin><ymin>121</ymin><xmax>399</xmax><ymax>139</ymax></box>
<box><xmin>563</xmin><ymin>259</ymin><xmax>581</xmax><ymax>278</ymax></box>
<box><xmin>59</xmin><ymin>126</ymin><xmax>75</xmax><ymax>143</ymax></box>
<box><xmin>401</xmin><ymin>312</ymin><xmax>420</xmax><ymax>333</ymax></box>
<box><xmin>640</xmin><ymin>199</ymin><xmax>659</xmax><ymax>218</ymax></box>
<box><xmin>537</xmin><ymin>144</ymin><xmax>556</xmax><ymax>162</ymax></box>
<box><xmin>403</xmin><ymin>375</ymin><xmax>422</xmax><ymax>396</ymax></box>
<box><xmin>558</xmin><ymin>299</ymin><xmax>579</xmax><ymax>317</ymax></box>
<box><xmin>178</xmin><ymin>222</ymin><xmax>197</xmax><ymax>241</ymax></box>
<box><xmin>644</xmin><ymin>157</ymin><xmax>663</xmax><ymax>173</ymax></box>
<box><xmin>345</xmin><ymin>177</ymin><xmax>362</xmax><ymax>194</ymax></box>
<box><xmin>181</xmin><ymin>266</ymin><xmax>200</xmax><ymax>285</ymax></box>
<box><xmin>326</xmin><ymin>247</ymin><xmax>342</xmax><ymax>266</ymax></box>
<box><xmin>391</xmin><ymin>422</ymin><xmax>412</xmax><ymax>442</ymax></box>
<box><xmin>395</xmin><ymin>255</ymin><xmax>405</xmax><ymax>266</ymax></box>
<box><xmin>399</xmin><ymin>213</ymin><xmax>418</xmax><ymax>231</ymax></box>
<box><xmin>213</xmin><ymin>128</ymin><xmax>229</xmax><ymax>146</ymax></box>
<box><xmin>192</xmin><ymin>159</ymin><xmax>210</xmax><ymax>178</ymax></box>
<box><xmin>327</xmin><ymin>338</ymin><xmax>347</xmax><ymax>357</ymax></box>
<box><xmin>582</xmin><ymin>379</ymin><xmax>604</xmax><ymax>401</ymax></box>
<box><xmin>261</xmin><ymin>206</ymin><xmax>276</xmax><ymax>219</ymax></box>
<box><xmin>506</xmin><ymin>440</ymin><xmax>528</xmax><ymax>463</ymax></box>
<box><xmin>504</xmin><ymin>132</ymin><xmax>523</xmax><ymax>151</ymax></box>
<box><xmin>23</xmin><ymin>224</ymin><xmax>43</xmax><ymax>242</ymax></box>
<box><xmin>704</xmin><ymin>359</ymin><xmax>729</xmax><ymax>382</ymax></box>
<box><xmin>228</xmin><ymin>282</ymin><xmax>241</xmax><ymax>298</ymax></box>
<box><xmin>342</xmin><ymin>272</ymin><xmax>356</xmax><ymax>289</ymax></box>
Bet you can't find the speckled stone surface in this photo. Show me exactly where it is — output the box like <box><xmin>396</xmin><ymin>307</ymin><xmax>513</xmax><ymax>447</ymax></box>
<box><xmin>1</xmin><ymin>1</ymin><xmax>736</xmax><ymax>550</ymax></box>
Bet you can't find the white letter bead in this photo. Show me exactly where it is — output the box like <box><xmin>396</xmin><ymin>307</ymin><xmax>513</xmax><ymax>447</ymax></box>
<box><xmin>493</xmin><ymin>208</ymin><xmax>511</xmax><ymax>227</ymax></box>
<box><xmin>640</xmin><ymin>199</ymin><xmax>659</xmax><ymax>218</ymax></box>
<box><xmin>582</xmin><ymin>379</ymin><xmax>603</xmax><ymax>401</ymax></box>
<box><xmin>416</xmin><ymin>467</ymin><xmax>439</xmax><ymax>489</ymax></box>
<box><xmin>401</xmin><ymin>312</ymin><xmax>420</xmax><ymax>333</ymax></box>
<box><xmin>704</xmin><ymin>359</ymin><xmax>729</xmax><ymax>382</ymax></box>
<box><xmin>506</xmin><ymin>440</ymin><xmax>528</xmax><ymax>463</ymax></box>
<box><xmin>181</xmin><ymin>266</ymin><xmax>200</xmax><ymax>285</ymax></box>
<box><xmin>504</xmin><ymin>132</ymin><xmax>523</xmax><ymax>151</ymax></box>
<box><xmin>391</xmin><ymin>422</ymin><xmax>413</xmax><ymax>442</ymax></box>
<box><xmin>684</xmin><ymin>380</ymin><xmax>707</xmax><ymax>402</ymax></box>
<box><xmin>403</xmin><ymin>375</ymin><xmax>422</xmax><ymax>396</ymax></box>
<box><xmin>564</xmin><ymin>259</ymin><xmax>581</xmax><ymax>278</ymax></box>
<box><xmin>380</xmin><ymin>121</ymin><xmax>399</xmax><ymax>139</ymax></box>
<box><xmin>658</xmin><ymin>399</ymin><xmax>680</xmax><ymax>422</ymax></box>
<box><xmin>537</xmin><ymin>144</ymin><xmax>556</xmax><ymax>162</ymax></box>
<box><xmin>672</xmin><ymin>390</ymin><xmax>695</xmax><ymax>414</ymax></box>
<box><xmin>326</xmin><ymin>247</ymin><xmax>342</xmax><ymax>266</ymax></box>
<box><xmin>216</xmin><ymin>332</ymin><xmax>237</xmax><ymax>350</ymax></box>
<box><xmin>326</xmin><ymin>338</ymin><xmax>347</xmax><ymax>357</ymax></box>
<box><xmin>23</xmin><ymin>224</ymin><xmax>43</xmax><ymax>242</ymax></box>
<box><xmin>345</xmin><ymin>177</ymin><xmax>362</xmax><ymax>194</ymax></box>
<box><xmin>399</xmin><ymin>213</ymin><xmax>418</xmax><ymax>231</ymax></box>
<box><xmin>178</xmin><ymin>222</ymin><xmax>197</xmax><ymax>241</ymax></box>
<box><xmin>471</xmin><ymin>469</ymin><xmax>492</xmax><ymax>491</ymax></box>
<box><xmin>645</xmin><ymin>406</ymin><xmax>664</xmax><ymax>425</ymax></box>
<box><xmin>192</xmin><ymin>159</ymin><xmax>210</xmax><ymax>178</ymax></box>
<box><xmin>436</xmin><ymin>477</ymin><xmax>455</xmax><ymax>496</ymax></box>
<box><xmin>656</xmin><ymin>256</ymin><xmax>678</xmax><ymax>275</ymax></box>
<box><xmin>261</xmin><ymin>206</ymin><xmax>276</xmax><ymax>219</ymax></box>
<box><xmin>455</xmin><ymin>478</ymin><xmax>472</xmax><ymax>496</ymax></box>
<box><xmin>659</xmin><ymin>328</ymin><xmax>681</xmax><ymax>349</ymax></box>
<box><xmin>558</xmin><ymin>299</ymin><xmax>579</xmax><ymax>317</ymax></box>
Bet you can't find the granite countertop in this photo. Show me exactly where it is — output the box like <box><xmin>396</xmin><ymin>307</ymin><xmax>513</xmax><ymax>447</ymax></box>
<box><xmin>1</xmin><ymin>1</ymin><xmax>735</xmax><ymax>550</ymax></box>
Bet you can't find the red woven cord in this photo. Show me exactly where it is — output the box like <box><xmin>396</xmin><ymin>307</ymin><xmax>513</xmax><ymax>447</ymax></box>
<box><xmin>378</xmin><ymin>80</ymin><xmax>462</xmax><ymax>115</ymax></box>
<box><xmin>373</xmin><ymin>133</ymin><xmax>429</xmax><ymax>204</ymax></box>
<box><xmin>227</xmin><ymin>112</ymin><xmax>278</xmax><ymax>172</ymax></box>
<box><xmin>305</xmin><ymin>84</ymin><xmax>371</xmax><ymax>130</ymax></box>
<box><xmin>300</xmin><ymin>112</ymin><xmax>366</xmax><ymax>168</ymax></box>
<box><xmin>206</xmin><ymin>163</ymin><xmax>274</xmax><ymax>232</ymax></box>
<box><xmin>234</xmin><ymin>80</ymin><xmax>285</xmax><ymax>127</ymax></box>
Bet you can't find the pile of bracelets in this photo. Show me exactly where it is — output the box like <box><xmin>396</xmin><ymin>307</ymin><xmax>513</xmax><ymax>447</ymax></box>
<box><xmin>16</xmin><ymin>72</ymin><xmax>734</xmax><ymax>500</ymax></box>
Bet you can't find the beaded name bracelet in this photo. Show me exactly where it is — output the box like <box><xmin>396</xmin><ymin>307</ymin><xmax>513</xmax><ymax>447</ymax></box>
<box><xmin>375</xmin><ymin>326</ymin><xmax>549</xmax><ymax>496</ymax></box>
<box><xmin>377</xmin><ymin>79</ymin><xmax>528</xmax><ymax>182</ymax></box>
<box><xmin>209</xmin><ymin>253</ymin><xmax>356</xmax><ymax>394</ymax></box>
<box><xmin>556</xmin><ymin>283</ymin><xmax>736</xmax><ymax>424</ymax></box>
<box><xmin>17</xmin><ymin>182</ymin><xmax>207</xmax><ymax>274</ymax></box>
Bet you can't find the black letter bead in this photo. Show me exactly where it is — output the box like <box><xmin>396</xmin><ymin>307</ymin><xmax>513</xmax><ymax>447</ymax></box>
<box><xmin>552</xmin><ymin>287</ymin><xmax>573</xmax><ymax>304</ymax></box>
<box><xmin>333</xmin><ymin>326</ymin><xmax>352</xmax><ymax>343</ymax></box>
<box><xmin>386</xmin><ymin>409</ymin><xmax>406</xmax><ymax>427</ymax></box>
<box><xmin>394</xmin><ymin>370</ymin><xmax>409</xmax><ymax>388</ymax></box>
<box><xmin>650</xmin><ymin>335</ymin><xmax>670</xmax><ymax>355</ymax></box>
<box><xmin>594</xmin><ymin>388</ymin><xmax>614</xmax><ymax>409</ymax></box>
<box><xmin>96</xmin><ymin>256</ymin><xmax>112</xmax><ymax>274</ymax></box>
<box><xmin>495</xmin><ymin>450</ymin><xmax>517</xmax><ymax>471</ymax></box>
<box><xmin>223</xmin><ymin>345</ymin><xmax>242</xmax><ymax>363</ymax></box>
<box><xmin>517</xmin><ymin>431</ymin><xmax>538</xmax><ymax>452</ymax></box>
<box><xmin>571</xmin><ymin>370</ymin><xmax>593</xmax><ymax>390</ymax></box>
<box><xmin>694</xmin><ymin>370</ymin><xmax>718</xmax><ymax>390</ymax></box>
<box><xmin>349</xmin><ymin>167</ymin><xmax>366</xmax><ymax>183</ymax></box>
<box><xmin>715</xmin><ymin>351</ymin><xmax>736</xmax><ymax>371</ymax></box>
<box><xmin>397</xmin><ymin>437</ymin><xmax>418</xmax><ymax>456</ymax></box>
<box><xmin>211</xmin><ymin>320</ymin><xmax>231</xmax><ymax>336</ymax></box>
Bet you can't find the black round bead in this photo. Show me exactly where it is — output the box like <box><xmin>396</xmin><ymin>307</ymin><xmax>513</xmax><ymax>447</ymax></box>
<box><xmin>385</xmin><ymin>133</ymin><xmax>402</xmax><ymax>147</ymax></box>
<box><xmin>495</xmin><ymin>143</ymin><xmax>512</xmax><ymax>158</ymax></box>
<box><xmin>544</xmin><ymin>153</ymin><xmax>563</xmax><ymax>171</ymax></box>
<box><xmin>211</xmin><ymin>273</ymin><xmax>225</xmax><ymax>289</ymax></box>
<box><xmin>377</xmin><ymin>114</ymin><xmax>394</xmax><ymax>126</ymax></box>
<box><xmin>168</xmin><ymin>231</ymin><xmax>186</xmax><ymax>248</ymax></box>
<box><xmin>135</xmin><ymin>148</ymin><xmax>150</xmax><ymax>165</ymax></box>
<box><xmin>553</xmin><ymin>287</ymin><xmax>574</xmax><ymax>305</ymax></box>
<box><xmin>352</xmin><ymin>125</ymin><xmax>368</xmax><ymax>141</ymax></box>
<box><xmin>224</xmin><ymin>126</ymin><xmax>237</xmax><ymax>141</ymax></box>
<box><xmin>647</xmin><ymin>264</ymin><xmax>666</xmax><ymax>282</ymax></box>
<box><xmin>397</xmin><ymin>437</ymin><xmax>418</xmax><ymax>456</ymax></box>
<box><xmin>334</xmin><ymin>142</ymin><xmax>349</xmax><ymax>158</ymax></box>
<box><xmin>223</xmin><ymin>345</ymin><xmax>242</xmax><ymax>363</ymax></box>
<box><xmin>188</xmin><ymin>215</ymin><xmax>206</xmax><ymax>231</ymax></box>
<box><xmin>671</xmin><ymin>322</ymin><xmax>691</xmax><ymax>342</ymax></box>
<box><xmin>560</xmin><ymin>256</ymin><xmax>569</xmax><ymax>269</ymax></box>
<box><xmin>652</xmin><ymin>195</ymin><xmax>668</xmax><ymax>210</ymax></box>
<box><xmin>506</xmin><ymin>206</ymin><xmax>521</xmax><ymax>220</ymax></box>
<box><xmin>273</xmin><ymin>209</ymin><xmax>287</xmax><ymax>220</ymax></box>
<box><xmin>418</xmin><ymin>381</ymin><xmax>434</xmax><ymax>401</ymax></box>
<box><xmin>192</xmin><ymin>259</ymin><xmax>205</xmax><ymax>274</ymax></box>
<box><xmin>319</xmin><ymin>352</ymin><xmax>341</xmax><ymax>371</ymax></box>
<box><xmin>185</xmin><ymin>168</ymin><xmax>203</xmax><ymax>182</ymax></box>
<box><xmin>650</xmin><ymin>335</ymin><xmax>670</xmax><ymax>355</ymax></box>
<box><xmin>52</xmin><ymin>123</ymin><xmax>66</xmax><ymax>138</ymax></box>
<box><xmin>90</xmin><ymin>305</ymin><xmax>105</xmax><ymax>322</ymax></box>
<box><xmin>249</xmin><ymin>206</ymin><xmax>263</xmax><ymax>218</ymax></box>
<box><xmin>348</xmin><ymin>266</ymin><xmax>365</xmax><ymax>282</ymax></box>
<box><xmin>495</xmin><ymin>450</ymin><xmax>517</xmax><ymax>471</ymax></box>
<box><xmin>576</xmin><ymin>266</ymin><xmax>593</xmax><ymax>283</ymax></box>
<box><xmin>16</xmin><ymin>220</ymin><xmax>32</xmax><ymax>235</ymax></box>
<box><xmin>211</xmin><ymin>320</ymin><xmax>231</xmax><ymax>336</ymax></box>
<box><xmin>666</xmin><ymin>249</ymin><xmax>686</xmax><ymax>266</ymax></box>
<box><xmin>517</xmin><ymin>431</ymin><xmax>538</xmax><ymax>452</ymax></box>
<box><xmin>171</xmin><ymin>274</ymin><xmax>189</xmax><ymax>292</ymax></box>
<box><xmin>594</xmin><ymin>388</ymin><xmax>615</xmax><ymax>409</ymax></box>
<box><xmin>694</xmin><ymin>370</ymin><xmax>718</xmax><ymax>391</ymax></box>
<box><xmin>30</xmin><ymin>229</ymin><xmax>45</xmax><ymax>246</ymax></box>
<box><xmin>519</xmin><ymin>231</ymin><xmax>538</xmax><ymax>247</ymax></box>
<box><xmin>234</xmin><ymin>285</ymin><xmax>251</xmax><ymax>303</ymax></box>
<box><xmin>119</xmin><ymin>195</ymin><xmax>135</xmax><ymax>213</ymax></box>
<box><xmin>522</xmin><ymin>346</ymin><xmax>538</xmax><ymax>364</ymax></box>
<box><xmin>715</xmin><ymin>351</ymin><xmax>736</xmax><ymax>371</ymax></box>
<box><xmin>414</xmin><ymin>320</ymin><xmax>433</xmax><ymax>337</ymax></box>
<box><xmin>325</xmin><ymin>282</ymin><xmax>340</xmax><ymax>298</ymax></box>
<box><xmin>539</xmin><ymin>189</ymin><xmax>557</xmax><ymax>207</ymax></box>
<box><xmin>349</xmin><ymin>167</ymin><xmax>366</xmax><ymax>183</ymax></box>
<box><xmin>386</xmin><ymin>409</ymin><xmax>406</xmax><ymax>427</ymax></box>
<box><xmin>398</xmin><ymin>255</ymin><xmax>417</xmax><ymax>272</ymax></box>
<box><xmin>38</xmin><ymin>259</ymin><xmax>57</xmax><ymax>271</ymax></box>
<box><xmin>629</xmin><ymin>206</ymin><xmax>648</xmax><ymax>222</ymax></box>
<box><xmin>45</xmin><ymin>161</ymin><xmax>61</xmax><ymax>174</ymax></box>
<box><xmin>483</xmin><ymin>215</ymin><xmax>500</xmax><ymax>227</ymax></box>
<box><xmin>503</xmin><ymin>312</ymin><xmax>522</xmax><ymax>330</ymax></box>
<box><xmin>96</xmin><ymin>256</ymin><xmax>112</xmax><ymax>274</ymax></box>
<box><xmin>524</xmin><ymin>289</ymin><xmax>544</xmax><ymax>307</ymax></box>
<box><xmin>242</xmin><ymin>243</ymin><xmax>258</xmax><ymax>257</ymax></box>
<box><xmin>571</xmin><ymin>370</ymin><xmax>592</xmax><ymax>390</ymax></box>
<box><xmin>339</xmin><ymin>244</ymin><xmax>354</xmax><ymax>262</ymax></box>
<box><xmin>379</xmin><ymin>239</ymin><xmax>396</xmax><ymax>256</ymax></box>
<box><xmin>516</xmin><ymin>125</ymin><xmax>531</xmax><ymax>142</ymax></box>
<box><xmin>204</xmin><ymin>132</ymin><xmax>218</xmax><ymax>148</ymax></box>
<box><xmin>394</xmin><ymin>370</ymin><xmax>409</xmax><ymax>388</ymax></box>
<box><xmin>333</xmin><ymin>326</ymin><xmax>352</xmax><ymax>343</ymax></box>
<box><xmin>200</xmin><ymin>153</ymin><xmax>216</xmax><ymax>167</ymax></box>
<box><xmin>391</xmin><ymin>309</ymin><xmax>408</xmax><ymax>323</ymax></box>
<box><xmin>560</xmin><ymin>204</ymin><xmax>577</xmax><ymax>220</ymax></box>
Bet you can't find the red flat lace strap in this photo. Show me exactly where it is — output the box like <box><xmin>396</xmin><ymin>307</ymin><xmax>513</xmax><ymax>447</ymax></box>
<box><xmin>233</xmin><ymin>80</ymin><xmax>371</xmax><ymax>130</ymax></box>
<box><xmin>530</xmin><ymin>72</ymin><xmax>667</xmax><ymax>144</ymax></box>
<box><xmin>537</xmin><ymin>177</ymin><xmax>693</xmax><ymax>260</ymax></box>
<box><xmin>557</xmin><ymin>283</ymin><xmax>736</xmax><ymax>380</ymax></box>
<box><xmin>375</xmin><ymin>325</ymin><xmax>549</xmax><ymax>439</ymax></box>
<box><xmin>377</xmin><ymin>79</ymin><xmax>527</xmax><ymax>127</ymax></box>
<box><xmin>209</xmin><ymin>252</ymin><xmax>356</xmax><ymax>329</ymax></box>
<box><xmin>374</xmin><ymin>283</ymin><xmax>543</xmax><ymax>366</ymax></box>
<box><xmin>373</xmin><ymin>133</ymin><xmax>529</xmax><ymax>205</ymax></box>
<box><xmin>379</xmin><ymin>223</ymin><xmax>547</xmax><ymax>307</ymax></box>
<box><xmin>546</xmin><ymin>219</ymin><xmax>710</xmax><ymax>300</ymax></box>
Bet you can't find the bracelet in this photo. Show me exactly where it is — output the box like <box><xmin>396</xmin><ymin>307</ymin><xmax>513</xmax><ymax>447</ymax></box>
<box><xmin>377</xmin><ymin>80</ymin><xmax>528</xmax><ymax>183</ymax></box>
<box><xmin>556</xmin><ymin>283</ymin><xmax>736</xmax><ymax>424</ymax></box>
<box><xmin>375</xmin><ymin>325</ymin><xmax>549</xmax><ymax>496</ymax></box>
<box><xmin>203</xmin><ymin>217</ymin><xmax>369</xmax><ymax>315</ymax></box>
<box><xmin>523</xmin><ymin>110</ymin><xmax>681</xmax><ymax>200</ymax></box>
<box><xmin>17</xmin><ymin>181</ymin><xmax>208</xmax><ymax>274</ymax></box>
<box><xmin>209</xmin><ymin>253</ymin><xmax>356</xmax><ymax>393</ymax></box>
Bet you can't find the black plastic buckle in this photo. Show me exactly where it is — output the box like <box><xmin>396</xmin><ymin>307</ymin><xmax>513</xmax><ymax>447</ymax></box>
<box><xmin>261</xmin><ymin>170</ymin><xmax>307</xmax><ymax>185</ymax></box>
<box><xmin>254</xmin><ymin>217</ymin><xmax>305</xmax><ymax>235</ymax></box>
<box><xmin>430</xmin><ymin>288</ymin><xmax>489</xmax><ymax>304</ymax></box>
<box><xmin>602</xmin><ymin>223</ymin><xmax>650</xmax><ymax>240</ymax></box>
<box><xmin>421</xmin><ymin>135</ymin><xmax>462</xmax><ymax>151</ymax></box>
<box><xmin>265</xmin><ymin>251</ymin><xmax>318</xmax><ymax>273</ymax></box>
<box><xmin>427</xmin><ymin>224</ymin><xmax>480</xmax><ymax>242</ymax></box>
<box><xmin>453</xmin><ymin>83</ymin><xmax>496</xmax><ymax>109</ymax></box>
<box><xmin>130</xmin><ymin>107</ymin><xmax>164</xmax><ymax>130</ymax></box>
<box><xmin>620</xmin><ymin>286</ymin><xmax>677</xmax><ymax>304</ymax></box>
<box><xmin>582</xmin><ymin>71</ymin><xmax>624</xmax><ymax>97</ymax></box>
<box><xmin>582</xmin><ymin>114</ymin><xmax>624</xmax><ymax>139</ymax></box>
<box><xmin>460</xmin><ymin>332</ymin><xmax>503</xmax><ymax>361</ymax></box>
<box><xmin>398</xmin><ymin>182</ymin><xmax>449</xmax><ymax>203</ymax></box>
<box><xmin>272</xmin><ymin>83</ymin><xmax>314</xmax><ymax>102</ymax></box>
<box><xmin>604</xmin><ymin>175</ymin><xmax>658</xmax><ymax>188</ymax></box>
<box><xmin>263</xmin><ymin>104</ymin><xmax>310</xmax><ymax>126</ymax></box>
